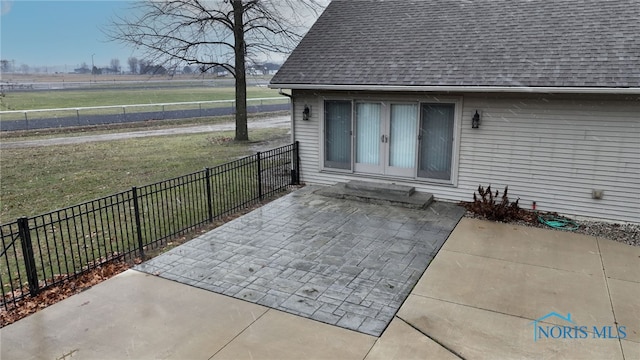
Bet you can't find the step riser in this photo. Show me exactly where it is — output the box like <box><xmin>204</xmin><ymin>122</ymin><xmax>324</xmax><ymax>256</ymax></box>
<box><xmin>337</xmin><ymin>194</ymin><xmax>432</xmax><ymax>209</ymax></box>
<box><xmin>315</xmin><ymin>181</ymin><xmax>434</xmax><ymax>210</ymax></box>
<box><xmin>345</xmin><ymin>180</ymin><xmax>415</xmax><ymax>197</ymax></box>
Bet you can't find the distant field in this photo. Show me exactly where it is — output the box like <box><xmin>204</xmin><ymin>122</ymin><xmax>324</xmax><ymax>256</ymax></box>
<box><xmin>1</xmin><ymin>73</ymin><xmax>273</xmax><ymax>84</ymax></box>
<box><xmin>1</xmin><ymin>73</ymin><xmax>191</xmax><ymax>83</ymax></box>
<box><xmin>0</xmin><ymin>86</ymin><xmax>280</xmax><ymax>111</ymax></box>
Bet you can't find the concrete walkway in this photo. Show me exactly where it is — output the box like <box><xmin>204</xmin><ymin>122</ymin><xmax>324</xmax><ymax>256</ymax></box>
<box><xmin>1</xmin><ymin>193</ymin><xmax>638</xmax><ymax>359</ymax></box>
<box><xmin>374</xmin><ymin>218</ymin><xmax>640</xmax><ymax>359</ymax></box>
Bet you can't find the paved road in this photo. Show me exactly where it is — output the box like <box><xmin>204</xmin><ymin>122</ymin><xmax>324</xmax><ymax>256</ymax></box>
<box><xmin>0</xmin><ymin>116</ymin><xmax>290</xmax><ymax>149</ymax></box>
<box><xmin>0</xmin><ymin>103</ymin><xmax>288</xmax><ymax>131</ymax></box>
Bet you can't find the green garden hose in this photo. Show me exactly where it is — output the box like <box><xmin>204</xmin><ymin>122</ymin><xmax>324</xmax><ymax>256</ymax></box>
<box><xmin>537</xmin><ymin>214</ymin><xmax>579</xmax><ymax>231</ymax></box>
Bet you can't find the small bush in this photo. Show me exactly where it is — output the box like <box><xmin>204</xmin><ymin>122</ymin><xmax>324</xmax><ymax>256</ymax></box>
<box><xmin>460</xmin><ymin>185</ymin><xmax>526</xmax><ymax>222</ymax></box>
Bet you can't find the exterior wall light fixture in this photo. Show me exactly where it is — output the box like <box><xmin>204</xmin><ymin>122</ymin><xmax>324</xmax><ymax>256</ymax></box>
<box><xmin>472</xmin><ymin>110</ymin><xmax>481</xmax><ymax>129</ymax></box>
<box><xmin>302</xmin><ymin>105</ymin><xmax>311</xmax><ymax>120</ymax></box>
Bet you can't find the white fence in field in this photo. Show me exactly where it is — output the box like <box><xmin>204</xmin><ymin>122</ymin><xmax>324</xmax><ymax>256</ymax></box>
<box><xmin>0</xmin><ymin>97</ymin><xmax>290</xmax><ymax>130</ymax></box>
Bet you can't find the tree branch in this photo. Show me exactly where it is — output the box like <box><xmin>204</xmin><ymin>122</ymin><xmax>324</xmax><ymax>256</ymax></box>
<box><xmin>105</xmin><ymin>0</ymin><xmax>326</xmax><ymax>140</ymax></box>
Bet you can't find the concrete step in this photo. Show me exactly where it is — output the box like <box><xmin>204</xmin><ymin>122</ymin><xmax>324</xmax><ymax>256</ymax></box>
<box><xmin>345</xmin><ymin>180</ymin><xmax>415</xmax><ymax>196</ymax></box>
<box><xmin>315</xmin><ymin>181</ymin><xmax>434</xmax><ymax>209</ymax></box>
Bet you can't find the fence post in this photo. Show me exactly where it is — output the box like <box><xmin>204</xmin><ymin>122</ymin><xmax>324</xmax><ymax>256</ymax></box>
<box><xmin>293</xmin><ymin>141</ymin><xmax>301</xmax><ymax>185</ymax></box>
<box><xmin>131</xmin><ymin>187</ymin><xmax>145</xmax><ymax>260</ymax></box>
<box><xmin>17</xmin><ymin>217</ymin><xmax>39</xmax><ymax>297</ymax></box>
<box><xmin>205</xmin><ymin>168</ymin><xmax>214</xmax><ymax>222</ymax></box>
<box><xmin>24</xmin><ymin>112</ymin><xmax>29</xmax><ymax>130</ymax></box>
<box><xmin>257</xmin><ymin>152</ymin><xmax>263</xmax><ymax>201</ymax></box>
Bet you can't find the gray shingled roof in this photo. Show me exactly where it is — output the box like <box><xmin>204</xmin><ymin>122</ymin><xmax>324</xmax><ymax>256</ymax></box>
<box><xmin>270</xmin><ymin>0</ymin><xmax>640</xmax><ymax>89</ymax></box>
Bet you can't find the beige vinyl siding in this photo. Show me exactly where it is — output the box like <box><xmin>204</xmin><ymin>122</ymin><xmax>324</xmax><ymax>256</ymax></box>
<box><xmin>292</xmin><ymin>90</ymin><xmax>640</xmax><ymax>223</ymax></box>
<box><xmin>459</xmin><ymin>95</ymin><xmax>639</xmax><ymax>223</ymax></box>
<box><xmin>290</xmin><ymin>93</ymin><xmax>322</xmax><ymax>179</ymax></box>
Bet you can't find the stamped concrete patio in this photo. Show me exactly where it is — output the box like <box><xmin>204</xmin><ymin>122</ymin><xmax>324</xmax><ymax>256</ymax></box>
<box><xmin>136</xmin><ymin>186</ymin><xmax>465</xmax><ymax>336</ymax></box>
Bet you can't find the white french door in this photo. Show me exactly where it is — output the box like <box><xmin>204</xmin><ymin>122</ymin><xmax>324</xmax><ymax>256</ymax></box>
<box><xmin>324</xmin><ymin>99</ymin><xmax>456</xmax><ymax>182</ymax></box>
<box><xmin>354</xmin><ymin>102</ymin><xmax>418</xmax><ymax>177</ymax></box>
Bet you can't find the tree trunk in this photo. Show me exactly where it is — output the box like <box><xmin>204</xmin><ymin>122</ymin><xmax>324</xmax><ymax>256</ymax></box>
<box><xmin>232</xmin><ymin>0</ymin><xmax>249</xmax><ymax>141</ymax></box>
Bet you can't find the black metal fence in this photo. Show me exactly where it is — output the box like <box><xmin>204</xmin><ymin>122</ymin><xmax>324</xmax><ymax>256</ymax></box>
<box><xmin>0</xmin><ymin>142</ymin><xmax>299</xmax><ymax>310</ymax></box>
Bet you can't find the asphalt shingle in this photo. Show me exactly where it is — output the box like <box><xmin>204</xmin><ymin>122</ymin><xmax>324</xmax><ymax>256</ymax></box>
<box><xmin>271</xmin><ymin>0</ymin><xmax>640</xmax><ymax>88</ymax></box>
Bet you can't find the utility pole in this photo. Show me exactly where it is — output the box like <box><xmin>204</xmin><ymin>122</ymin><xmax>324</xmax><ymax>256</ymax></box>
<box><xmin>91</xmin><ymin>53</ymin><xmax>96</xmax><ymax>80</ymax></box>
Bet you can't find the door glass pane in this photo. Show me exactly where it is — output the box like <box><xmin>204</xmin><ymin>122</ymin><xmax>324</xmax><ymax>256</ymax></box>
<box><xmin>356</xmin><ymin>103</ymin><xmax>381</xmax><ymax>165</ymax></box>
<box><xmin>389</xmin><ymin>104</ymin><xmax>418</xmax><ymax>168</ymax></box>
<box><xmin>324</xmin><ymin>100</ymin><xmax>352</xmax><ymax>169</ymax></box>
<box><xmin>419</xmin><ymin>104</ymin><xmax>454</xmax><ymax>180</ymax></box>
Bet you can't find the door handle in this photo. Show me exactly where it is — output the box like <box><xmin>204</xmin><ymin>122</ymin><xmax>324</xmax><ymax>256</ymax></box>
<box><xmin>381</xmin><ymin>135</ymin><xmax>385</xmax><ymax>143</ymax></box>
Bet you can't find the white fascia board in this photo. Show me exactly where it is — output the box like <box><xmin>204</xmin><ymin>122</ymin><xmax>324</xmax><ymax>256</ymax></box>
<box><xmin>268</xmin><ymin>84</ymin><xmax>640</xmax><ymax>95</ymax></box>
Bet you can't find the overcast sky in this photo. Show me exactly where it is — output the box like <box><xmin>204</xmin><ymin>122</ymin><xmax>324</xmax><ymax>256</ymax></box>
<box><xmin>1</xmin><ymin>0</ymin><xmax>327</xmax><ymax>72</ymax></box>
<box><xmin>1</xmin><ymin>1</ymin><xmax>140</xmax><ymax>70</ymax></box>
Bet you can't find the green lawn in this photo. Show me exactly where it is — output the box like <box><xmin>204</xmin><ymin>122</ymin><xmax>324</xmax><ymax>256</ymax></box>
<box><xmin>0</xmin><ymin>127</ymin><xmax>289</xmax><ymax>223</ymax></box>
<box><xmin>0</xmin><ymin>86</ymin><xmax>280</xmax><ymax>111</ymax></box>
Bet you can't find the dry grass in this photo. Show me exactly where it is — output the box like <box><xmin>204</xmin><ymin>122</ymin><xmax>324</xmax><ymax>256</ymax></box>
<box><xmin>0</xmin><ymin>127</ymin><xmax>290</xmax><ymax>223</ymax></box>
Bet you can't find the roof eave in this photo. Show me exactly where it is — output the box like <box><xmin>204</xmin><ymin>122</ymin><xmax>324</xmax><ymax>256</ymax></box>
<box><xmin>268</xmin><ymin>84</ymin><xmax>640</xmax><ymax>95</ymax></box>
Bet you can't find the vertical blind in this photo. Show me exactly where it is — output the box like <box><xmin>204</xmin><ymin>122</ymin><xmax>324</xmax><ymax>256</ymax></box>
<box><xmin>419</xmin><ymin>104</ymin><xmax>455</xmax><ymax>180</ymax></box>
<box><xmin>356</xmin><ymin>103</ymin><xmax>381</xmax><ymax>165</ymax></box>
<box><xmin>389</xmin><ymin>104</ymin><xmax>418</xmax><ymax>168</ymax></box>
<box><xmin>324</xmin><ymin>100</ymin><xmax>352</xmax><ymax>169</ymax></box>
<box><xmin>323</xmin><ymin>100</ymin><xmax>455</xmax><ymax>180</ymax></box>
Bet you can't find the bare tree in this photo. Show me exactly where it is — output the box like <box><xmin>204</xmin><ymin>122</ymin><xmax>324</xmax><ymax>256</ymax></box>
<box><xmin>75</xmin><ymin>63</ymin><xmax>90</xmax><ymax>74</ymax></box>
<box><xmin>110</xmin><ymin>58</ymin><xmax>121</xmax><ymax>73</ymax></box>
<box><xmin>108</xmin><ymin>0</ymin><xmax>324</xmax><ymax>141</ymax></box>
<box><xmin>128</xmin><ymin>57</ymin><xmax>138</xmax><ymax>74</ymax></box>
<box><xmin>138</xmin><ymin>59</ymin><xmax>149</xmax><ymax>74</ymax></box>
<box><xmin>0</xmin><ymin>59</ymin><xmax>11</xmax><ymax>73</ymax></box>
